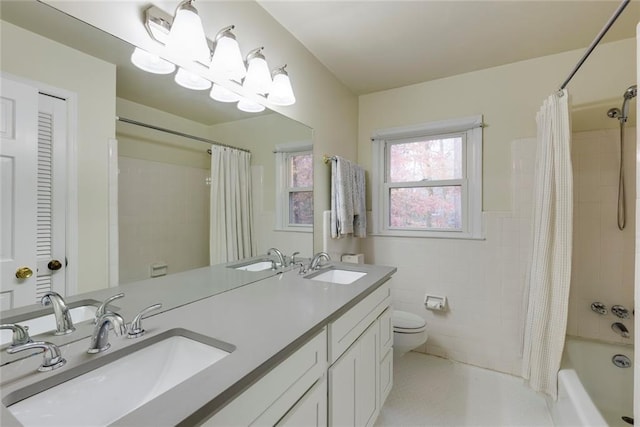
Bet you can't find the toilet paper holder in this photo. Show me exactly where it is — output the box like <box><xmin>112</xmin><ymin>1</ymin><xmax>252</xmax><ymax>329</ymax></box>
<box><xmin>424</xmin><ymin>295</ymin><xmax>447</xmax><ymax>311</ymax></box>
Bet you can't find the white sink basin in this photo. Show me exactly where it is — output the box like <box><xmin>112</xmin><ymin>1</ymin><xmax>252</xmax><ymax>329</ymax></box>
<box><xmin>309</xmin><ymin>269</ymin><xmax>367</xmax><ymax>285</ymax></box>
<box><xmin>6</xmin><ymin>333</ymin><xmax>232</xmax><ymax>426</ymax></box>
<box><xmin>235</xmin><ymin>261</ymin><xmax>274</xmax><ymax>271</ymax></box>
<box><xmin>0</xmin><ymin>305</ymin><xmax>97</xmax><ymax>345</ymax></box>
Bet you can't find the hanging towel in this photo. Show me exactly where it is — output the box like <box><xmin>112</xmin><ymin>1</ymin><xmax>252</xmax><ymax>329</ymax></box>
<box><xmin>331</xmin><ymin>156</ymin><xmax>366</xmax><ymax>238</ymax></box>
<box><xmin>352</xmin><ymin>164</ymin><xmax>367</xmax><ymax>238</ymax></box>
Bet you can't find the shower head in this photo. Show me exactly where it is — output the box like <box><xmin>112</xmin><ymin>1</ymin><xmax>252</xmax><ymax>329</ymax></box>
<box><xmin>624</xmin><ymin>85</ymin><xmax>637</xmax><ymax>100</ymax></box>
<box><xmin>621</xmin><ymin>85</ymin><xmax>637</xmax><ymax>122</ymax></box>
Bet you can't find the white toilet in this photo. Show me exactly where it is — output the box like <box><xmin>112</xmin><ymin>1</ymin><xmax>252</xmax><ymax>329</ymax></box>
<box><xmin>392</xmin><ymin>310</ymin><xmax>428</xmax><ymax>356</ymax></box>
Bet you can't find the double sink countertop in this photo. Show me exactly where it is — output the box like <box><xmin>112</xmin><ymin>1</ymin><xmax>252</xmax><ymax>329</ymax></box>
<box><xmin>0</xmin><ymin>261</ymin><xmax>395</xmax><ymax>426</ymax></box>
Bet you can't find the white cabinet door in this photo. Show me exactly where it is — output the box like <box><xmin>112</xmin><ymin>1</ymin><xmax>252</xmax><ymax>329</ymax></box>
<box><xmin>329</xmin><ymin>321</ymin><xmax>379</xmax><ymax>427</ymax></box>
<box><xmin>277</xmin><ymin>377</ymin><xmax>327</xmax><ymax>427</ymax></box>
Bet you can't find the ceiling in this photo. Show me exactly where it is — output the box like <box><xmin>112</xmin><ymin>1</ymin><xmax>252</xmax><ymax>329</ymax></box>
<box><xmin>258</xmin><ymin>0</ymin><xmax>640</xmax><ymax>95</ymax></box>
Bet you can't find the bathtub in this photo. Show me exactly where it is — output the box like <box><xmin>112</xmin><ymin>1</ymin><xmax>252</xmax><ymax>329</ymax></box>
<box><xmin>548</xmin><ymin>337</ymin><xmax>634</xmax><ymax>427</ymax></box>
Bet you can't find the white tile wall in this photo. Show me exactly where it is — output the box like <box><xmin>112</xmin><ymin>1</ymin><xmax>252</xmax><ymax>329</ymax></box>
<box><xmin>118</xmin><ymin>156</ymin><xmax>210</xmax><ymax>283</ymax></box>
<box><xmin>567</xmin><ymin>128</ymin><xmax>636</xmax><ymax>345</ymax></box>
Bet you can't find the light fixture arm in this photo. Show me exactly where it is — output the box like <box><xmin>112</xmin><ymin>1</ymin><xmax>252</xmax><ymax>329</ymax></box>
<box><xmin>246</xmin><ymin>47</ymin><xmax>266</xmax><ymax>63</ymax></box>
<box><xmin>272</xmin><ymin>64</ymin><xmax>288</xmax><ymax>77</ymax></box>
<box><xmin>215</xmin><ymin>25</ymin><xmax>237</xmax><ymax>42</ymax></box>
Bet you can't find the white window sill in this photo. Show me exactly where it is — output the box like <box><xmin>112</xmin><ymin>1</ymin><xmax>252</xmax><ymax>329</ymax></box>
<box><xmin>273</xmin><ymin>227</ymin><xmax>313</xmax><ymax>234</ymax></box>
<box><xmin>368</xmin><ymin>230</ymin><xmax>485</xmax><ymax>240</ymax></box>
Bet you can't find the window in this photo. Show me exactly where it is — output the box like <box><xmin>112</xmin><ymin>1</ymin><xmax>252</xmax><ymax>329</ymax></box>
<box><xmin>275</xmin><ymin>142</ymin><xmax>313</xmax><ymax>231</ymax></box>
<box><xmin>371</xmin><ymin>116</ymin><xmax>483</xmax><ymax>239</ymax></box>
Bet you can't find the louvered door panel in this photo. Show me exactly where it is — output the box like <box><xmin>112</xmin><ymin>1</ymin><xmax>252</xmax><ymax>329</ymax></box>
<box><xmin>35</xmin><ymin>111</ymin><xmax>54</xmax><ymax>301</ymax></box>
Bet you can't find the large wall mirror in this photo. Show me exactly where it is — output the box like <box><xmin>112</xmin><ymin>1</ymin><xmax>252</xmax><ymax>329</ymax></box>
<box><xmin>1</xmin><ymin>1</ymin><xmax>313</xmax><ymax>300</ymax></box>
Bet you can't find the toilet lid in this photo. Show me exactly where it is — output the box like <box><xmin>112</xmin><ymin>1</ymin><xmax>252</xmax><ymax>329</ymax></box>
<box><xmin>392</xmin><ymin>310</ymin><xmax>426</xmax><ymax>331</ymax></box>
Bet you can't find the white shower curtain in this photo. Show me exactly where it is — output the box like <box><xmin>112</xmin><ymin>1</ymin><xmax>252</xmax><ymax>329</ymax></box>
<box><xmin>522</xmin><ymin>89</ymin><xmax>573</xmax><ymax>399</ymax></box>
<box><xmin>209</xmin><ymin>146</ymin><xmax>255</xmax><ymax>265</ymax></box>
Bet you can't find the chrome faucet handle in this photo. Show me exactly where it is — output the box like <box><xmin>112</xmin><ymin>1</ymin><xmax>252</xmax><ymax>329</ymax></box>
<box><xmin>611</xmin><ymin>322</ymin><xmax>630</xmax><ymax>338</ymax></box>
<box><xmin>41</xmin><ymin>291</ymin><xmax>75</xmax><ymax>335</ymax></box>
<box><xmin>7</xmin><ymin>341</ymin><xmax>66</xmax><ymax>372</ymax></box>
<box><xmin>127</xmin><ymin>304</ymin><xmax>162</xmax><ymax>339</ymax></box>
<box><xmin>88</xmin><ymin>313</ymin><xmax>126</xmax><ymax>354</ymax></box>
<box><xmin>611</xmin><ymin>305</ymin><xmax>630</xmax><ymax>319</ymax></box>
<box><xmin>0</xmin><ymin>324</ymin><xmax>33</xmax><ymax>347</ymax></box>
<box><xmin>95</xmin><ymin>293</ymin><xmax>125</xmax><ymax>321</ymax></box>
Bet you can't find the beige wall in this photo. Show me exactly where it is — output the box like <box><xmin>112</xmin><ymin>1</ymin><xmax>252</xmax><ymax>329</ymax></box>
<box><xmin>116</xmin><ymin>98</ymin><xmax>212</xmax><ymax>169</ymax></box>
<box><xmin>359</xmin><ymin>37</ymin><xmax>636</xmax><ymax>212</ymax></box>
<box><xmin>1</xmin><ymin>21</ymin><xmax>116</xmax><ymax>294</ymax></box>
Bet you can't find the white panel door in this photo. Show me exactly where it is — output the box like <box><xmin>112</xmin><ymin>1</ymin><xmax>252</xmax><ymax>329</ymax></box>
<box><xmin>0</xmin><ymin>78</ymin><xmax>38</xmax><ymax>308</ymax></box>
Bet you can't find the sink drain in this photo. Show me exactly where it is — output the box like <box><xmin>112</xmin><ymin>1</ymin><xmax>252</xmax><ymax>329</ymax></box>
<box><xmin>612</xmin><ymin>354</ymin><xmax>632</xmax><ymax>368</ymax></box>
<box><xmin>622</xmin><ymin>416</ymin><xmax>634</xmax><ymax>425</ymax></box>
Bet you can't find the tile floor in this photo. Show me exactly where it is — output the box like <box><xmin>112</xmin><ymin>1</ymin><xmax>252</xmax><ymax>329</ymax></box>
<box><xmin>375</xmin><ymin>352</ymin><xmax>553</xmax><ymax>427</ymax></box>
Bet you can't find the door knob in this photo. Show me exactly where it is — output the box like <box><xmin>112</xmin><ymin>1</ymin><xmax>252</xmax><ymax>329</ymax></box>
<box><xmin>48</xmin><ymin>260</ymin><xmax>62</xmax><ymax>271</ymax></box>
<box><xmin>15</xmin><ymin>267</ymin><xmax>33</xmax><ymax>279</ymax></box>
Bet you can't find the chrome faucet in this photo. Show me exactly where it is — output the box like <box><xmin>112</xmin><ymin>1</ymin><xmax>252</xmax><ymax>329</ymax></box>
<box><xmin>41</xmin><ymin>291</ymin><xmax>75</xmax><ymax>335</ymax></box>
<box><xmin>290</xmin><ymin>252</ymin><xmax>301</xmax><ymax>267</ymax></box>
<box><xmin>127</xmin><ymin>303</ymin><xmax>162</xmax><ymax>339</ymax></box>
<box><xmin>88</xmin><ymin>313</ymin><xmax>126</xmax><ymax>353</ymax></box>
<box><xmin>0</xmin><ymin>323</ymin><xmax>32</xmax><ymax>347</ymax></box>
<box><xmin>611</xmin><ymin>322</ymin><xmax>630</xmax><ymax>338</ymax></box>
<box><xmin>267</xmin><ymin>247</ymin><xmax>285</xmax><ymax>267</ymax></box>
<box><xmin>7</xmin><ymin>341</ymin><xmax>66</xmax><ymax>372</ymax></box>
<box><xmin>309</xmin><ymin>252</ymin><xmax>331</xmax><ymax>270</ymax></box>
<box><xmin>95</xmin><ymin>293</ymin><xmax>125</xmax><ymax>322</ymax></box>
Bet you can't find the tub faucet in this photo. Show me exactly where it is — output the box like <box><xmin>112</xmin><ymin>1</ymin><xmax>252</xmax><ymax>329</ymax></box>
<box><xmin>267</xmin><ymin>247</ymin><xmax>285</xmax><ymax>267</ymax></box>
<box><xmin>310</xmin><ymin>252</ymin><xmax>331</xmax><ymax>270</ymax></box>
<box><xmin>88</xmin><ymin>313</ymin><xmax>126</xmax><ymax>353</ymax></box>
<box><xmin>611</xmin><ymin>322</ymin><xmax>630</xmax><ymax>338</ymax></box>
<box><xmin>41</xmin><ymin>291</ymin><xmax>75</xmax><ymax>335</ymax></box>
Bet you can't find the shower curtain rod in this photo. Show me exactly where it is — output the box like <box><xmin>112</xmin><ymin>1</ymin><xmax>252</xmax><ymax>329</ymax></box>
<box><xmin>115</xmin><ymin>116</ymin><xmax>251</xmax><ymax>154</ymax></box>
<box><xmin>558</xmin><ymin>0</ymin><xmax>630</xmax><ymax>91</ymax></box>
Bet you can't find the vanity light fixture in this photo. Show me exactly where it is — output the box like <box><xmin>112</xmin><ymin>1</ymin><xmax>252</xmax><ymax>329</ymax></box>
<box><xmin>243</xmin><ymin>47</ymin><xmax>272</xmax><ymax>95</ymax></box>
<box><xmin>210</xmin><ymin>26</ymin><xmax>246</xmax><ymax>82</ymax></box>
<box><xmin>210</xmin><ymin>83</ymin><xmax>241</xmax><ymax>103</ymax></box>
<box><xmin>164</xmin><ymin>0</ymin><xmax>211</xmax><ymax>64</ymax></box>
<box><xmin>267</xmin><ymin>65</ymin><xmax>296</xmax><ymax>106</ymax></box>
<box><xmin>130</xmin><ymin>47</ymin><xmax>176</xmax><ymax>74</ymax></box>
<box><xmin>138</xmin><ymin>2</ymin><xmax>297</xmax><ymax>112</ymax></box>
<box><xmin>237</xmin><ymin>97</ymin><xmax>266</xmax><ymax>113</ymax></box>
<box><xmin>175</xmin><ymin>67</ymin><xmax>212</xmax><ymax>91</ymax></box>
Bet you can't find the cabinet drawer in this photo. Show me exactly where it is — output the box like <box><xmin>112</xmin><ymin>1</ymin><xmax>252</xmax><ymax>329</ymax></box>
<box><xmin>328</xmin><ymin>280</ymin><xmax>391</xmax><ymax>363</ymax></box>
<box><xmin>204</xmin><ymin>328</ymin><xmax>327</xmax><ymax>426</ymax></box>
<box><xmin>379</xmin><ymin>348</ymin><xmax>393</xmax><ymax>406</ymax></box>
<box><xmin>378</xmin><ymin>307</ymin><xmax>392</xmax><ymax>355</ymax></box>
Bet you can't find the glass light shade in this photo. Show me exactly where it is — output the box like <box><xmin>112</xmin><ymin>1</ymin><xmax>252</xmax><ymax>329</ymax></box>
<box><xmin>130</xmin><ymin>47</ymin><xmax>176</xmax><ymax>74</ymax></box>
<box><xmin>237</xmin><ymin>97</ymin><xmax>265</xmax><ymax>113</ymax></box>
<box><xmin>268</xmin><ymin>72</ymin><xmax>296</xmax><ymax>106</ymax></box>
<box><xmin>209</xmin><ymin>84</ymin><xmax>241</xmax><ymax>103</ymax></box>
<box><xmin>175</xmin><ymin>67</ymin><xmax>212</xmax><ymax>91</ymax></box>
<box><xmin>243</xmin><ymin>56</ymin><xmax>272</xmax><ymax>95</ymax></box>
<box><xmin>164</xmin><ymin>2</ymin><xmax>210</xmax><ymax>64</ymax></box>
<box><xmin>210</xmin><ymin>36</ymin><xmax>246</xmax><ymax>82</ymax></box>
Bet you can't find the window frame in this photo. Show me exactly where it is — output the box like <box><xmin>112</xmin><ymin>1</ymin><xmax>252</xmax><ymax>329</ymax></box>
<box><xmin>275</xmin><ymin>141</ymin><xmax>313</xmax><ymax>232</ymax></box>
<box><xmin>371</xmin><ymin>115</ymin><xmax>483</xmax><ymax>239</ymax></box>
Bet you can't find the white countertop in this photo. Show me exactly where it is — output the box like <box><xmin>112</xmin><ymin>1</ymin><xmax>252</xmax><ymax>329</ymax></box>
<box><xmin>0</xmin><ymin>262</ymin><xmax>395</xmax><ymax>426</ymax></box>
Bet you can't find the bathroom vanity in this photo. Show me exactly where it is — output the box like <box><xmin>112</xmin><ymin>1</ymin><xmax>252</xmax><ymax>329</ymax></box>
<box><xmin>0</xmin><ymin>261</ymin><xmax>395</xmax><ymax>426</ymax></box>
